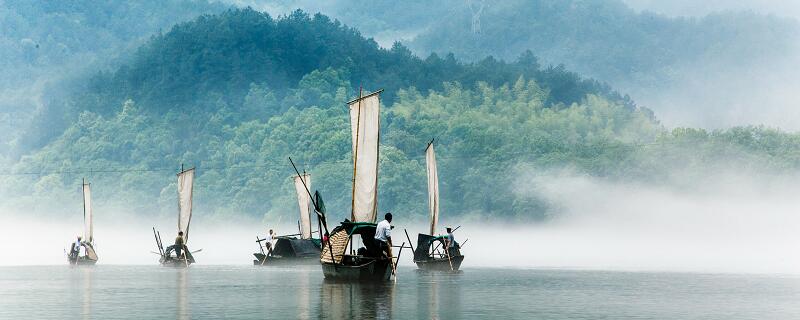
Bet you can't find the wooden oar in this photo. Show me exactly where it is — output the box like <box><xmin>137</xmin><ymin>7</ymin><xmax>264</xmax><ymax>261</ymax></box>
<box><xmin>444</xmin><ymin>238</ymin><xmax>454</xmax><ymax>271</ymax></box>
<box><xmin>391</xmin><ymin>242</ymin><xmax>406</xmax><ymax>283</ymax></box>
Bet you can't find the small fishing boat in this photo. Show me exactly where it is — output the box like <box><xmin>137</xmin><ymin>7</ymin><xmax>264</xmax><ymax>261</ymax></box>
<box><xmin>317</xmin><ymin>89</ymin><xmax>407</xmax><ymax>281</ymax></box>
<box><xmin>67</xmin><ymin>179</ymin><xmax>98</xmax><ymax>265</ymax></box>
<box><xmin>153</xmin><ymin>167</ymin><xmax>197</xmax><ymax>267</ymax></box>
<box><xmin>408</xmin><ymin>141</ymin><xmax>465</xmax><ymax>271</ymax></box>
<box><xmin>253</xmin><ymin>173</ymin><xmax>322</xmax><ymax>265</ymax></box>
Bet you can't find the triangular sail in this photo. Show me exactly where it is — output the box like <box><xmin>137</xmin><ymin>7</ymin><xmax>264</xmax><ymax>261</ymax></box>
<box><xmin>348</xmin><ymin>91</ymin><xmax>381</xmax><ymax>223</ymax></box>
<box><xmin>177</xmin><ymin>168</ymin><xmax>195</xmax><ymax>243</ymax></box>
<box><xmin>426</xmin><ymin>143</ymin><xmax>439</xmax><ymax>235</ymax></box>
<box><xmin>83</xmin><ymin>180</ymin><xmax>93</xmax><ymax>243</ymax></box>
<box><xmin>294</xmin><ymin>173</ymin><xmax>312</xmax><ymax>239</ymax></box>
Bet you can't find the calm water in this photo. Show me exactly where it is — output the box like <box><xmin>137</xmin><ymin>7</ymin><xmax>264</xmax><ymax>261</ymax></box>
<box><xmin>1</xmin><ymin>265</ymin><xmax>799</xmax><ymax>319</ymax></box>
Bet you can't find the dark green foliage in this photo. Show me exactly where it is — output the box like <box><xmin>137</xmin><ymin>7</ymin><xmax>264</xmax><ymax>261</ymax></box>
<box><xmin>4</xmin><ymin>7</ymin><xmax>800</xmax><ymax>223</ymax></box>
<box><xmin>79</xmin><ymin>8</ymin><xmax>631</xmax><ymax>117</ymax></box>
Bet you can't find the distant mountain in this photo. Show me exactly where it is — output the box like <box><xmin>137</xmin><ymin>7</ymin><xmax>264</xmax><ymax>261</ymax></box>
<box><xmin>77</xmin><ymin>8</ymin><xmax>629</xmax><ymax>118</ymax></box>
<box><xmin>233</xmin><ymin>0</ymin><xmax>800</xmax><ymax>128</ymax></box>
<box><xmin>0</xmin><ymin>0</ymin><xmax>230</xmax><ymax>155</ymax></box>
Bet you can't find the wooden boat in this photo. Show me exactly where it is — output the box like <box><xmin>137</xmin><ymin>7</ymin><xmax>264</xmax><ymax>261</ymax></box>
<box><xmin>408</xmin><ymin>141</ymin><xmax>465</xmax><ymax>272</ymax></box>
<box><xmin>67</xmin><ymin>179</ymin><xmax>98</xmax><ymax>266</ymax></box>
<box><xmin>253</xmin><ymin>236</ymin><xmax>322</xmax><ymax>265</ymax></box>
<box><xmin>315</xmin><ymin>89</ymin><xmax>407</xmax><ymax>281</ymax></box>
<box><xmin>153</xmin><ymin>167</ymin><xmax>197</xmax><ymax>267</ymax></box>
<box><xmin>321</xmin><ymin>221</ymin><xmax>394</xmax><ymax>281</ymax></box>
<box><xmin>254</xmin><ymin>173</ymin><xmax>321</xmax><ymax>265</ymax></box>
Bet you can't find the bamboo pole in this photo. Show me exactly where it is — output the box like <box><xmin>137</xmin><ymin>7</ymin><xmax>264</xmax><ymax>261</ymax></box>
<box><xmin>289</xmin><ymin>157</ymin><xmax>336</xmax><ymax>268</ymax></box>
<box><xmin>403</xmin><ymin>229</ymin><xmax>415</xmax><ymax>254</ymax></box>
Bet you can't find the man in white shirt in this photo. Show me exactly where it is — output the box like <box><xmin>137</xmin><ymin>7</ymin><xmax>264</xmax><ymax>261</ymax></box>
<box><xmin>264</xmin><ymin>229</ymin><xmax>274</xmax><ymax>256</ymax></box>
<box><xmin>374</xmin><ymin>212</ymin><xmax>393</xmax><ymax>259</ymax></box>
<box><xmin>71</xmin><ymin>236</ymin><xmax>83</xmax><ymax>259</ymax></box>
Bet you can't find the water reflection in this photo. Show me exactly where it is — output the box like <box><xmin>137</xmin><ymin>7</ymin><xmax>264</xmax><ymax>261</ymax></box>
<box><xmin>415</xmin><ymin>271</ymin><xmax>462</xmax><ymax>319</ymax></box>
<box><xmin>297</xmin><ymin>270</ymin><xmax>310</xmax><ymax>320</ymax></box>
<box><xmin>81</xmin><ymin>267</ymin><xmax>92</xmax><ymax>320</ymax></box>
<box><xmin>177</xmin><ymin>269</ymin><xmax>189</xmax><ymax>320</ymax></box>
<box><xmin>319</xmin><ymin>280</ymin><xmax>395</xmax><ymax>319</ymax></box>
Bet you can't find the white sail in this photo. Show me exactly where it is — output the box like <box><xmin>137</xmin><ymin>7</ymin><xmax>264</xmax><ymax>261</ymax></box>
<box><xmin>294</xmin><ymin>173</ymin><xmax>312</xmax><ymax>239</ymax></box>
<box><xmin>177</xmin><ymin>168</ymin><xmax>195</xmax><ymax>243</ymax></box>
<box><xmin>83</xmin><ymin>180</ymin><xmax>93</xmax><ymax>243</ymax></box>
<box><xmin>348</xmin><ymin>91</ymin><xmax>381</xmax><ymax>223</ymax></box>
<box><xmin>426</xmin><ymin>143</ymin><xmax>440</xmax><ymax>235</ymax></box>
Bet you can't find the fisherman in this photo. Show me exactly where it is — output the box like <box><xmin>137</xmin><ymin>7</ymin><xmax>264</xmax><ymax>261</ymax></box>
<box><xmin>173</xmin><ymin>231</ymin><xmax>185</xmax><ymax>258</ymax></box>
<box><xmin>71</xmin><ymin>235</ymin><xmax>83</xmax><ymax>259</ymax></box>
<box><xmin>445</xmin><ymin>227</ymin><xmax>458</xmax><ymax>257</ymax></box>
<box><xmin>374</xmin><ymin>212</ymin><xmax>393</xmax><ymax>259</ymax></box>
<box><xmin>264</xmin><ymin>229</ymin><xmax>274</xmax><ymax>257</ymax></box>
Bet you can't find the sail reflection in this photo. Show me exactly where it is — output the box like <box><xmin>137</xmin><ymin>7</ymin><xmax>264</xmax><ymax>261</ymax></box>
<box><xmin>319</xmin><ymin>280</ymin><xmax>395</xmax><ymax>319</ymax></box>
<box><xmin>80</xmin><ymin>267</ymin><xmax>92</xmax><ymax>320</ymax></box>
<box><xmin>297</xmin><ymin>270</ymin><xmax>311</xmax><ymax>320</ymax></box>
<box><xmin>177</xmin><ymin>269</ymin><xmax>189</xmax><ymax>320</ymax></box>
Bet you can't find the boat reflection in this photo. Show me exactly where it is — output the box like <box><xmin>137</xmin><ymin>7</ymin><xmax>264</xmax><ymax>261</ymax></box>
<box><xmin>415</xmin><ymin>271</ymin><xmax>462</xmax><ymax>318</ymax></box>
<box><xmin>318</xmin><ymin>279</ymin><xmax>395</xmax><ymax>319</ymax></box>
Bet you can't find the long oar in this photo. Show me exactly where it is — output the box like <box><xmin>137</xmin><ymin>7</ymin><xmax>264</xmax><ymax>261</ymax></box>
<box><xmin>183</xmin><ymin>245</ymin><xmax>190</xmax><ymax>267</ymax></box>
<box><xmin>392</xmin><ymin>242</ymin><xmax>407</xmax><ymax>283</ymax></box>
<box><xmin>444</xmin><ymin>238</ymin><xmax>454</xmax><ymax>271</ymax></box>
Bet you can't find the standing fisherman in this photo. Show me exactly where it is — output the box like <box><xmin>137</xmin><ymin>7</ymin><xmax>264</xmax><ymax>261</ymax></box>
<box><xmin>174</xmin><ymin>231</ymin><xmax>185</xmax><ymax>258</ymax></box>
<box><xmin>445</xmin><ymin>227</ymin><xmax>459</xmax><ymax>257</ymax></box>
<box><xmin>374</xmin><ymin>212</ymin><xmax>393</xmax><ymax>259</ymax></box>
<box><xmin>264</xmin><ymin>229</ymin><xmax>274</xmax><ymax>257</ymax></box>
<box><xmin>70</xmin><ymin>236</ymin><xmax>83</xmax><ymax>259</ymax></box>
<box><xmin>165</xmin><ymin>231</ymin><xmax>185</xmax><ymax>258</ymax></box>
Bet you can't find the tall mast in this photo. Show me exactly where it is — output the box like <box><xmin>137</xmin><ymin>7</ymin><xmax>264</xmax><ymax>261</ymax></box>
<box><xmin>82</xmin><ymin>178</ymin><xmax>87</xmax><ymax>242</ymax></box>
<box><xmin>349</xmin><ymin>87</ymin><xmax>363</xmax><ymax>220</ymax></box>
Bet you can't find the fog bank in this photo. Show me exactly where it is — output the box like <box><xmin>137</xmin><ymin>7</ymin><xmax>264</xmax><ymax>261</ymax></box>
<box><xmin>3</xmin><ymin>167</ymin><xmax>799</xmax><ymax>274</ymax></box>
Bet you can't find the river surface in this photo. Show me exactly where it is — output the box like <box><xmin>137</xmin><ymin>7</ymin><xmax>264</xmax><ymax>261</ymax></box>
<box><xmin>1</xmin><ymin>265</ymin><xmax>799</xmax><ymax>319</ymax></box>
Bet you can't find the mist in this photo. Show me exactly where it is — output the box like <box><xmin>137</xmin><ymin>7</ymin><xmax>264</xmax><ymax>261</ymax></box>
<box><xmin>623</xmin><ymin>0</ymin><xmax>800</xmax><ymax>20</ymax></box>
<box><xmin>491</xmin><ymin>167</ymin><xmax>800</xmax><ymax>274</ymax></box>
<box><xmin>3</xmin><ymin>166</ymin><xmax>799</xmax><ymax>275</ymax></box>
<box><xmin>621</xmin><ymin>47</ymin><xmax>800</xmax><ymax>130</ymax></box>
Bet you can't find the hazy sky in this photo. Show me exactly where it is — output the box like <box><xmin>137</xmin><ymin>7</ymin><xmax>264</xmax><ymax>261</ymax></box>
<box><xmin>623</xmin><ymin>0</ymin><xmax>800</xmax><ymax>20</ymax></box>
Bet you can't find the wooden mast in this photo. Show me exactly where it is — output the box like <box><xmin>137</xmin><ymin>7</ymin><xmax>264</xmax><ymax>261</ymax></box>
<box><xmin>349</xmin><ymin>87</ymin><xmax>363</xmax><ymax>221</ymax></box>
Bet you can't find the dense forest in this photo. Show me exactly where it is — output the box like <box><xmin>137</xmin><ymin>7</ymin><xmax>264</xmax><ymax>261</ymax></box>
<box><xmin>3</xmin><ymin>7</ymin><xmax>800</xmax><ymax>224</ymax></box>
<box><xmin>245</xmin><ymin>0</ymin><xmax>800</xmax><ymax>128</ymax></box>
<box><xmin>0</xmin><ymin>0</ymin><xmax>230</xmax><ymax>156</ymax></box>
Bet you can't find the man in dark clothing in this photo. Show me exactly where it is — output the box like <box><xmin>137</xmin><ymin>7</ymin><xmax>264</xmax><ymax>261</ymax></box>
<box><xmin>445</xmin><ymin>227</ymin><xmax>459</xmax><ymax>257</ymax></box>
<box><xmin>174</xmin><ymin>231</ymin><xmax>185</xmax><ymax>258</ymax></box>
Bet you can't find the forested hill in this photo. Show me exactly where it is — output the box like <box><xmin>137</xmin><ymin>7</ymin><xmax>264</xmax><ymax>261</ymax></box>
<box><xmin>408</xmin><ymin>0</ymin><xmax>800</xmax><ymax>88</ymax></box>
<box><xmin>79</xmin><ymin>8</ymin><xmax>631</xmax><ymax>117</ymax></box>
<box><xmin>1</xmin><ymin>0</ymin><xmax>231</xmax><ymax>156</ymax></box>
<box><xmin>4</xmin><ymin>7</ymin><xmax>800</xmax><ymax>223</ymax></box>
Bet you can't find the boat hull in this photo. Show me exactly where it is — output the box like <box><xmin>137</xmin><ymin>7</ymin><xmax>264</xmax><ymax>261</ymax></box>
<box><xmin>253</xmin><ymin>253</ymin><xmax>320</xmax><ymax>266</ymax></box>
<box><xmin>321</xmin><ymin>259</ymin><xmax>392</xmax><ymax>281</ymax></box>
<box><xmin>68</xmin><ymin>257</ymin><xmax>98</xmax><ymax>266</ymax></box>
<box><xmin>160</xmin><ymin>257</ymin><xmax>193</xmax><ymax>268</ymax></box>
<box><xmin>415</xmin><ymin>255</ymin><xmax>465</xmax><ymax>271</ymax></box>
<box><xmin>159</xmin><ymin>250</ymin><xmax>195</xmax><ymax>267</ymax></box>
